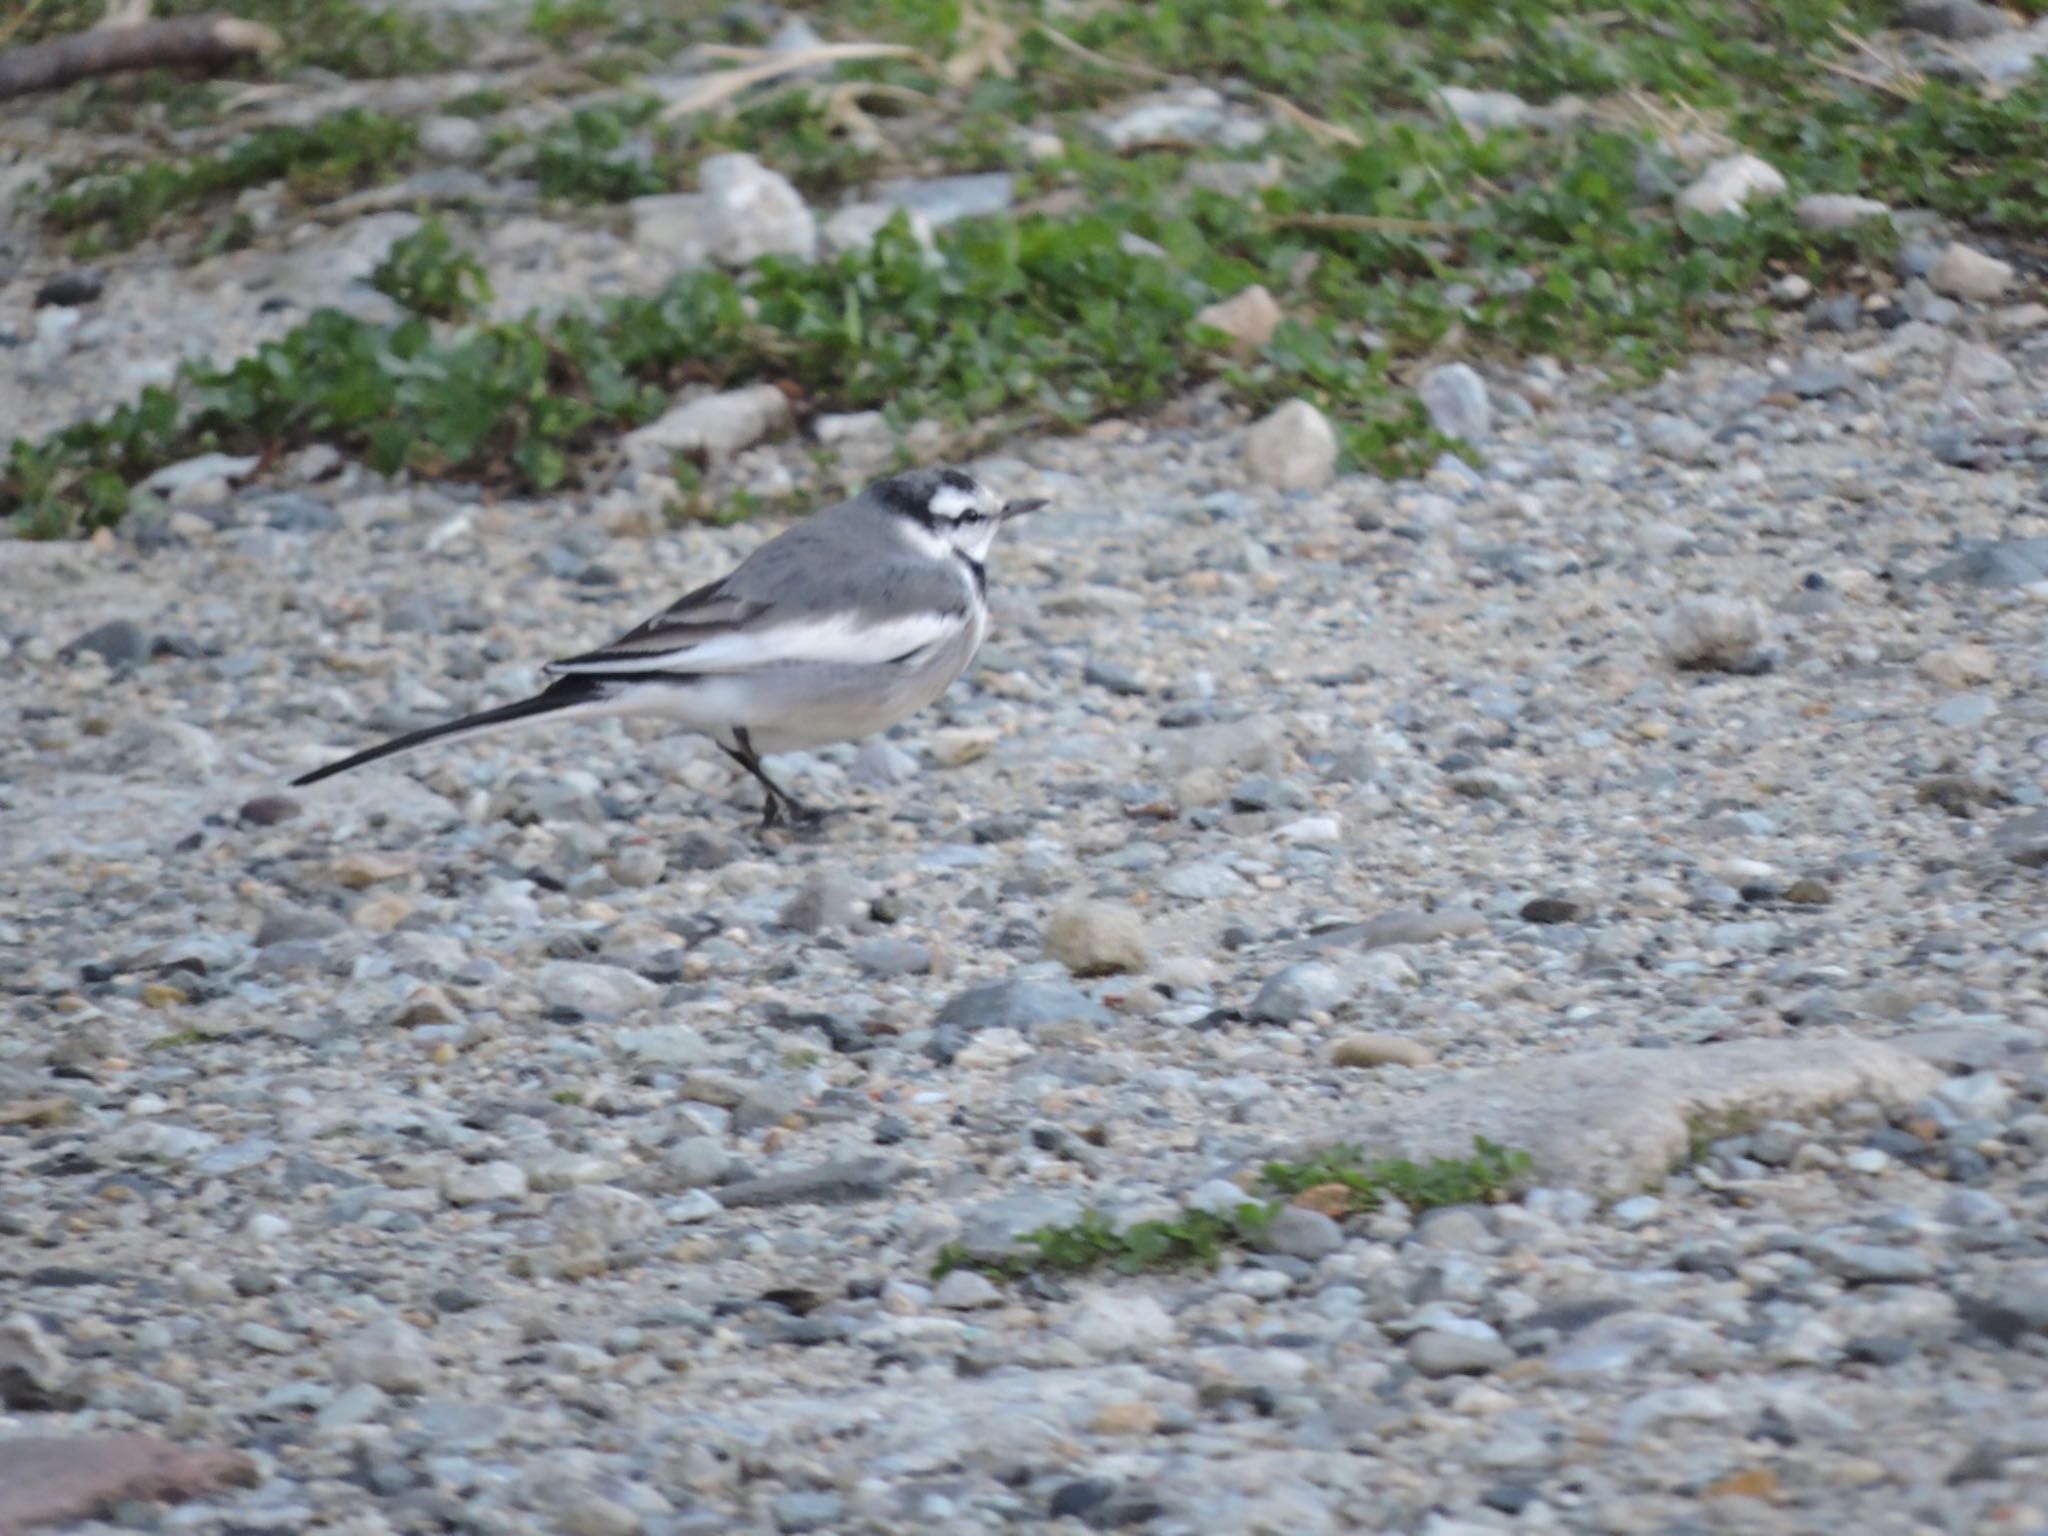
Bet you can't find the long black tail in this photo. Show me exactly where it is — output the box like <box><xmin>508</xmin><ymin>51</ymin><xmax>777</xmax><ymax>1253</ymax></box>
<box><xmin>291</xmin><ymin>675</ymin><xmax>611</xmax><ymax>788</ymax></box>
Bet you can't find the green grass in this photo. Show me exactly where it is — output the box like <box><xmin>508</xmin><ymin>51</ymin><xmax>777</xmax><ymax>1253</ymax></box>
<box><xmin>932</xmin><ymin>1138</ymin><xmax>1532</xmax><ymax>1280</ymax></box>
<box><xmin>10</xmin><ymin>0</ymin><xmax>2048</xmax><ymax>537</ymax></box>
<box><xmin>371</xmin><ymin>218</ymin><xmax>494</xmax><ymax>320</ymax></box>
<box><xmin>530</xmin><ymin>97</ymin><xmax>671</xmax><ymax>202</ymax></box>
<box><xmin>39</xmin><ymin>109</ymin><xmax>418</xmax><ymax>255</ymax></box>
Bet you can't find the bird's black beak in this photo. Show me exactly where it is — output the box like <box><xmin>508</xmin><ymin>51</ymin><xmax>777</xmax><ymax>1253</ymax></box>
<box><xmin>1001</xmin><ymin>498</ymin><xmax>1048</xmax><ymax>521</ymax></box>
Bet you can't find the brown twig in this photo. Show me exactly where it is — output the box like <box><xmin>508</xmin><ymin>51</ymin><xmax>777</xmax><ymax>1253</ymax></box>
<box><xmin>1272</xmin><ymin>212</ymin><xmax>1465</xmax><ymax>237</ymax></box>
<box><xmin>0</xmin><ymin>13</ymin><xmax>280</xmax><ymax>101</ymax></box>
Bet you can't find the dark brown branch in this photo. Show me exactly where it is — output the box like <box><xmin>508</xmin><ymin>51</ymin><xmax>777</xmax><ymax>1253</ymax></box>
<box><xmin>0</xmin><ymin>15</ymin><xmax>281</xmax><ymax>102</ymax></box>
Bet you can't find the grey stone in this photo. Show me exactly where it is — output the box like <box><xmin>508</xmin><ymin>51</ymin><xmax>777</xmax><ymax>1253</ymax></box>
<box><xmin>1249</xmin><ymin>962</ymin><xmax>1352</xmax><ymax>1022</ymax></box>
<box><xmin>659</xmin><ymin>1136</ymin><xmax>731</xmax><ymax>1189</ymax></box>
<box><xmin>1645</xmin><ymin>413</ymin><xmax>1712</xmax><ymax>462</ymax></box>
<box><xmin>771</xmin><ymin>1491</ymin><xmax>847</xmax><ymax>1534</ymax></box>
<box><xmin>536</xmin><ymin>961</ymin><xmax>660</xmax><ymax>1018</ymax></box>
<box><xmin>1923</xmin><ymin>537</ymin><xmax>2048</xmax><ymax>589</ymax></box>
<box><xmin>1258</xmin><ymin>1205</ymin><xmax>1344</xmax><ymax>1260</ymax></box>
<box><xmin>0</xmin><ymin>1313</ymin><xmax>73</xmax><ymax>1411</ymax></box>
<box><xmin>936</xmin><ymin>977</ymin><xmax>1112</xmax><ymax>1035</ymax></box>
<box><xmin>872</xmin><ymin>172</ymin><xmax>1015</xmax><ymax>227</ymax></box>
<box><xmin>1419</xmin><ymin>363</ymin><xmax>1492</xmax><ymax>442</ymax></box>
<box><xmin>331</xmin><ymin>1319</ymin><xmax>436</xmax><ymax>1395</ymax></box>
<box><xmin>1931</xmin><ymin>694</ymin><xmax>1996</xmax><ymax>729</ymax></box>
<box><xmin>65</xmin><ymin>619</ymin><xmax>152</xmax><ymax>667</ymax></box>
<box><xmin>1296</xmin><ymin>908</ymin><xmax>1487</xmax><ymax>953</ymax></box>
<box><xmin>1902</xmin><ymin>0</ymin><xmax>2013</xmax><ymax>39</ymax></box>
<box><xmin>616</xmin><ymin>1023</ymin><xmax>710</xmax><ymax>1067</ymax></box>
<box><xmin>254</xmin><ymin>905</ymin><xmax>345</xmax><ymax>947</ymax></box>
<box><xmin>716</xmin><ymin>1156</ymin><xmax>903</xmax><ymax>1208</ymax></box>
<box><xmin>779</xmin><ymin>869</ymin><xmax>857</xmax><ymax>933</ymax></box>
<box><xmin>1784</xmin><ymin>366</ymin><xmax>1855</xmax><ymax>398</ymax></box>
<box><xmin>850</xmin><ymin>937</ymin><xmax>932</xmax><ymax>977</ymax></box>
<box><xmin>958</xmin><ymin>1192</ymin><xmax>1087</xmax><ymax>1262</ymax></box>
<box><xmin>1413</xmin><ymin>1206</ymin><xmax>1495</xmax><ymax>1251</ymax></box>
<box><xmin>1408</xmin><ymin>1327</ymin><xmax>1513</xmax><ymax>1377</ymax></box>
<box><xmin>1810</xmin><ymin>1235</ymin><xmax>1937</xmax><ymax>1286</ymax></box>
<box><xmin>443</xmin><ymin>1161</ymin><xmax>529</xmax><ymax>1206</ymax></box>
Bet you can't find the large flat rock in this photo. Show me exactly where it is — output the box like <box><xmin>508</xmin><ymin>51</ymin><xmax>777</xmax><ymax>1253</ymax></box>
<box><xmin>1298</xmin><ymin>1037</ymin><xmax>1945</xmax><ymax>1196</ymax></box>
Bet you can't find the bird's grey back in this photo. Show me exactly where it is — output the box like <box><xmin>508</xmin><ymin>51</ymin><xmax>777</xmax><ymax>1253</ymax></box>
<box><xmin>720</xmin><ymin>487</ymin><xmax>972</xmax><ymax>622</ymax></box>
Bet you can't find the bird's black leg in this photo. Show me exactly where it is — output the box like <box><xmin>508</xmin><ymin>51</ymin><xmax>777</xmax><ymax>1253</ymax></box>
<box><xmin>721</xmin><ymin>729</ymin><xmax>823</xmax><ymax>830</ymax></box>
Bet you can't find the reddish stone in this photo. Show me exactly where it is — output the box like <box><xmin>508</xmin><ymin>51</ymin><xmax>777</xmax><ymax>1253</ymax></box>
<box><xmin>0</xmin><ymin>1434</ymin><xmax>257</xmax><ymax>1534</ymax></box>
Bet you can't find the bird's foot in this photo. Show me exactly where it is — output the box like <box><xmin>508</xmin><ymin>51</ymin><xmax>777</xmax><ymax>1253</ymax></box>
<box><xmin>756</xmin><ymin>795</ymin><xmax>833</xmax><ymax>837</ymax></box>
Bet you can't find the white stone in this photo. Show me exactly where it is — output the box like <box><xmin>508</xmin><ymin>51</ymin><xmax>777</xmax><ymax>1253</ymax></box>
<box><xmin>1927</xmin><ymin>242</ymin><xmax>2013</xmax><ymax>302</ymax></box>
<box><xmin>952</xmin><ymin>1027</ymin><xmax>1036</xmax><ymax>1070</ymax></box>
<box><xmin>1794</xmin><ymin>193</ymin><xmax>1891</xmax><ymax>233</ymax></box>
<box><xmin>1194</xmin><ymin>284</ymin><xmax>1283</xmax><ymax>350</ymax></box>
<box><xmin>1042</xmin><ymin>900</ymin><xmax>1148</xmax><ymax>976</ymax></box>
<box><xmin>932</xmin><ymin>1269</ymin><xmax>1003</xmax><ymax>1310</ymax></box>
<box><xmin>1244</xmin><ymin>399</ymin><xmax>1337</xmax><ymax>491</ymax></box>
<box><xmin>144</xmin><ymin>453</ymin><xmax>260</xmax><ymax>496</ymax></box>
<box><xmin>620</xmin><ymin>384</ymin><xmax>792</xmax><ymax>469</ymax></box>
<box><xmin>1674</xmin><ymin>153</ymin><xmax>1787</xmax><ymax>218</ymax></box>
<box><xmin>699</xmin><ymin>152</ymin><xmax>817</xmax><ymax>266</ymax></box>
<box><xmin>1067</xmin><ymin>1292</ymin><xmax>1176</xmax><ymax>1355</ymax></box>
<box><xmin>814</xmin><ymin>410</ymin><xmax>889</xmax><ymax>445</ymax></box>
<box><xmin>444</xmin><ymin>1160</ymin><xmax>529</xmax><ymax>1205</ymax></box>
<box><xmin>821</xmin><ymin>201</ymin><xmax>939</xmax><ymax>262</ymax></box>
<box><xmin>419</xmin><ymin>115</ymin><xmax>485</xmax><ymax>162</ymax></box>
<box><xmin>1290</xmin><ymin>1037</ymin><xmax>1943</xmax><ymax>1196</ymax></box>
<box><xmin>1435</xmin><ymin>86</ymin><xmax>1533</xmax><ymax>134</ymax></box>
<box><xmin>1918</xmin><ymin>644</ymin><xmax>1998</xmax><ymax>688</ymax></box>
<box><xmin>1653</xmin><ymin>595</ymin><xmax>1765</xmax><ymax>671</ymax></box>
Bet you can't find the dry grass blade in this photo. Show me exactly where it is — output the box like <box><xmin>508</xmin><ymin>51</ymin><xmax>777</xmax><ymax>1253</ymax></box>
<box><xmin>1035</xmin><ymin>23</ymin><xmax>1359</xmax><ymax>147</ymax></box>
<box><xmin>818</xmin><ymin>80</ymin><xmax>935</xmax><ymax>149</ymax></box>
<box><xmin>1032</xmin><ymin>21</ymin><xmax>1171</xmax><ymax>83</ymax></box>
<box><xmin>1262</xmin><ymin>93</ymin><xmax>1362</xmax><ymax>149</ymax></box>
<box><xmin>944</xmin><ymin>0</ymin><xmax>1018</xmax><ymax>87</ymax></box>
<box><xmin>657</xmin><ymin>42</ymin><xmax>923</xmax><ymax>121</ymax></box>
<box><xmin>1822</xmin><ymin>20</ymin><xmax>1925</xmax><ymax>98</ymax></box>
<box><xmin>0</xmin><ymin>0</ymin><xmax>47</xmax><ymax>48</ymax></box>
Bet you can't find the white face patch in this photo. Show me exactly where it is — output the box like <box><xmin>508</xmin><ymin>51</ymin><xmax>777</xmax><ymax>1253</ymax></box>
<box><xmin>926</xmin><ymin>482</ymin><xmax>984</xmax><ymax>520</ymax></box>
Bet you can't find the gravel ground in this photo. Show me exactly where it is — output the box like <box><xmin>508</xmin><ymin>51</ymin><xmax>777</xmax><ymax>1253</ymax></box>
<box><xmin>6</xmin><ymin>298</ymin><xmax>2048</xmax><ymax>1534</ymax></box>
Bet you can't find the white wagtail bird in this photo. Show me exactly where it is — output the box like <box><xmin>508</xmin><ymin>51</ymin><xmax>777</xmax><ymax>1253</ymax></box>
<box><xmin>291</xmin><ymin>467</ymin><xmax>1046</xmax><ymax>830</ymax></box>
